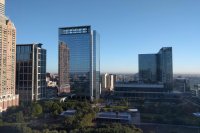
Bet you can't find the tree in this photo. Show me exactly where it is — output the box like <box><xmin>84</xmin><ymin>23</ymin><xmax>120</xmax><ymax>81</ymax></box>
<box><xmin>43</xmin><ymin>101</ymin><xmax>54</xmax><ymax>113</ymax></box>
<box><xmin>79</xmin><ymin>113</ymin><xmax>94</xmax><ymax>128</ymax></box>
<box><xmin>16</xmin><ymin>111</ymin><xmax>24</xmax><ymax>123</ymax></box>
<box><xmin>51</xmin><ymin>102</ymin><xmax>63</xmax><ymax>116</ymax></box>
<box><xmin>32</xmin><ymin>103</ymin><xmax>43</xmax><ymax>117</ymax></box>
<box><xmin>59</xmin><ymin>130</ymin><xmax>67</xmax><ymax>133</ymax></box>
<box><xmin>64</xmin><ymin>116</ymin><xmax>75</xmax><ymax>129</ymax></box>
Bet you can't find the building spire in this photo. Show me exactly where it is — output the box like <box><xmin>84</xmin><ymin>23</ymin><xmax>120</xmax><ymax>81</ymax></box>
<box><xmin>0</xmin><ymin>0</ymin><xmax>5</xmax><ymax>16</ymax></box>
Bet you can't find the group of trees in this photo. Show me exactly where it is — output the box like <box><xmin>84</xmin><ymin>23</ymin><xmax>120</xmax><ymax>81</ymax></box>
<box><xmin>0</xmin><ymin>99</ymin><xmax>143</xmax><ymax>133</ymax></box>
<box><xmin>139</xmin><ymin>102</ymin><xmax>200</xmax><ymax>126</ymax></box>
<box><xmin>0</xmin><ymin>123</ymin><xmax>142</xmax><ymax>133</ymax></box>
<box><xmin>69</xmin><ymin>123</ymin><xmax>142</xmax><ymax>133</ymax></box>
<box><xmin>0</xmin><ymin>125</ymin><xmax>67</xmax><ymax>133</ymax></box>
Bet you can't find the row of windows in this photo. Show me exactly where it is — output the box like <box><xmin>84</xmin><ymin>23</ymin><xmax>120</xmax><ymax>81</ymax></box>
<box><xmin>17</xmin><ymin>81</ymin><xmax>46</xmax><ymax>87</ymax></box>
<box><xmin>17</xmin><ymin>67</ymin><xmax>32</xmax><ymax>73</ymax></box>
<box><xmin>17</xmin><ymin>74</ymin><xmax>33</xmax><ymax>81</ymax></box>
<box><xmin>17</xmin><ymin>81</ymin><xmax>32</xmax><ymax>87</ymax></box>
<box><xmin>17</xmin><ymin>53</ymin><xmax>32</xmax><ymax>61</ymax></box>
<box><xmin>16</xmin><ymin>46</ymin><xmax>33</xmax><ymax>53</ymax></box>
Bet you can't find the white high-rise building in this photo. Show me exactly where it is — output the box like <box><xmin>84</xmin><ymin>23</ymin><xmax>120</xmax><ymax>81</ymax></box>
<box><xmin>101</xmin><ymin>73</ymin><xmax>116</xmax><ymax>92</ymax></box>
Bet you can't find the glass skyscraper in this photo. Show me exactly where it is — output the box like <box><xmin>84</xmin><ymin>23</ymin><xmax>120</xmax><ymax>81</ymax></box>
<box><xmin>157</xmin><ymin>47</ymin><xmax>173</xmax><ymax>89</ymax></box>
<box><xmin>139</xmin><ymin>54</ymin><xmax>157</xmax><ymax>83</ymax></box>
<box><xmin>59</xmin><ymin>26</ymin><xmax>100</xmax><ymax>100</ymax></box>
<box><xmin>139</xmin><ymin>47</ymin><xmax>173</xmax><ymax>90</ymax></box>
<box><xmin>16</xmin><ymin>43</ymin><xmax>46</xmax><ymax>103</ymax></box>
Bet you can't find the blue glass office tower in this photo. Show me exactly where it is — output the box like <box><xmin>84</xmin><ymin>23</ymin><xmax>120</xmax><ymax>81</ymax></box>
<box><xmin>59</xmin><ymin>26</ymin><xmax>100</xmax><ymax>100</ymax></box>
<box><xmin>139</xmin><ymin>54</ymin><xmax>157</xmax><ymax>83</ymax></box>
<box><xmin>139</xmin><ymin>47</ymin><xmax>173</xmax><ymax>90</ymax></box>
<box><xmin>157</xmin><ymin>47</ymin><xmax>173</xmax><ymax>90</ymax></box>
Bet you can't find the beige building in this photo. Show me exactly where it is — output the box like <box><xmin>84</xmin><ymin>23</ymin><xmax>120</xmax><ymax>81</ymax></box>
<box><xmin>58</xmin><ymin>42</ymin><xmax>70</xmax><ymax>93</ymax></box>
<box><xmin>0</xmin><ymin>0</ymin><xmax>19</xmax><ymax>112</ymax></box>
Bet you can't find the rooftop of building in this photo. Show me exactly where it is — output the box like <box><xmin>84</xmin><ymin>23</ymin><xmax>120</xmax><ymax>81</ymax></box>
<box><xmin>96</xmin><ymin>112</ymin><xmax>132</xmax><ymax>120</ymax></box>
<box><xmin>60</xmin><ymin>109</ymin><xmax>76</xmax><ymax>116</ymax></box>
<box><xmin>17</xmin><ymin>43</ymin><xmax>43</xmax><ymax>46</ymax></box>
<box><xmin>17</xmin><ymin>43</ymin><xmax>44</xmax><ymax>49</ymax></box>
<box><xmin>59</xmin><ymin>25</ymin><xmax>91</xmax><ymax>35</ymax></box>
<box><xmin>59</xmin><ymin>25</ymin><xmax>91</xmax><ymax>29</ymax></box>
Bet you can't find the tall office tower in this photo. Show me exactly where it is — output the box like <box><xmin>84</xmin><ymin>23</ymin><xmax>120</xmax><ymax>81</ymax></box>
<box><xmin>138</xmin><ymin>47</ymin><xmax>173</xmax><ymax>90</ymax></box>
<box><xmin>157</xmin><ymin>47</ymin><xmax>173</xmax><ymax>90</ymax></box>
<box><xmin>16</xmin><ymin>43</ymin><xmax>46</xmax><ymax>103</ymax></box>
<box><xmin>139</xmin><ymin>54</ymin><xmax>157</xmax><ymax>83</ymax></box>
<box><xmin>59</xmin><ymin>26</ymin><xmax>100</xmax><ymax>100</ymax></box>
<box><xmin>0</xmin><ymin>0</ymin><xmax>19</xmax><ymax>112</ymax></box>
<box><xmin>101</xmin><ymin>73</ymin><xmax>116</xmax><ymax>92</ymax></box>
<box><xmin>58</xmin><ymin>41</ymin><xmax>70</xmax><ymax>93</ymax></box>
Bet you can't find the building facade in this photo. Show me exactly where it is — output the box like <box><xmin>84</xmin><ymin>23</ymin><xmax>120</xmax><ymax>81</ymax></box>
<box><xmin>59</xmin><ymin>26</ymin><xmax>100</xmax><ymax>100</ymax></box>
<box><xmin>139</xmin><ymin>47</ymin><xmax>173</xmax><ymax>90</ymax></box>
<box><xmin>0</xmin><ymin>0</ymin><xmax>19</xmax><ymax>112</ymax></box>
<box><xmin>58</xmin><ymin>41</ymin><xmax>70</xmax><ymax>93</ymax></box>
<box><xmin>139</xmin><ymin>54</ymin><xmax>157</xmax><ymax>83</ymax></box>
<box><xmin>16</xmin><ymin>43</ymin><xmax>46</xmax><ymax>103</ymax></box>
<box><xmin>114</xmin><ymin>83</ymin><xmax>166</xmax><ymax>100</ymax></box>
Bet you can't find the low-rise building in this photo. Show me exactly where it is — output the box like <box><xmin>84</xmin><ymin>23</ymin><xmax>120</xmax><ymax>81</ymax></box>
<box><xmin>114</xmin><ymin>83</ymin><xmax>167</xmax><ymax>100</ymax></box>
<box><xmin>96</xmin><ymin>112</ymin><xmax>132</xmax><ymax>124</ymax></box>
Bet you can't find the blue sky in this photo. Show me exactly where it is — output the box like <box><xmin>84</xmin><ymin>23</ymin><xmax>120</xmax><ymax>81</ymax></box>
<box><xmin>6</xmin><ymin>0</ymin><xmax>200</xmax><ymax>74</ymax></box>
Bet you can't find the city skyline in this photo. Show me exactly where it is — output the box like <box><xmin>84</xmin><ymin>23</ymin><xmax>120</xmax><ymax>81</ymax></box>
<box><xmin>6</xmin><ymin>0</ymin><xmax>200</xmax><ymax>74</ymax></box>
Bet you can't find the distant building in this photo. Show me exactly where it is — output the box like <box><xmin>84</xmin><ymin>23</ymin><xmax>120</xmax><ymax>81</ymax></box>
<box><xmin>46</xmin><ymin>73</ymin><xmax>51</xmax><ymax>82</ymax></box>
<box><xmin>173</xmin><ymin>78</ymin><xmax>190</xmax><ymax>92</ymax></box>
<box><xmin>16</xmin><ymin>43</ymin><xmax>46</xmax><ymax>103</ymax></box>
<box><xmin>46</xmin><ymin>73</ymin><xmax>58</xmax><ymax>87</ymax></box>
<box><xmin>58</xmin><ymin>41</ymin><xmax>70</xmax><ymax>93</ymax></box>
<box><xmin>193</xmin><ymin>84</ymin><xmax>200</xmax><ymax>97</ymax></box>
<box><xmin>116</xmin><ymin>74</ymin><xmax>135</xmax><ymax>83</ymax></box>
<box><xmin>101</xmin><ymin>73</ymin><xmax>116</xmax><ymax>92</ymax></box>
<box><xmin>139</xmin><ymin>47</ymin><xmax>173</xmax><ymax>90</ymax></box>
<box><xmin>59</xmin><ymin>26</ymin><xmax>100</xmax><ymax>100</ymax></box>
<box><xmin>0</xmin><ymin>0</ymin><xmax>19</xmax><ymax>112</ymax></box>
<box><xmin>47</xmin><ymin>81</ymin><xmax>57</xmax><ymax>87</ymax></box>
<box><xmin>189</xmin><ymin>77</ymin><xmax>200</xmax><ymax>90</ymax></box>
